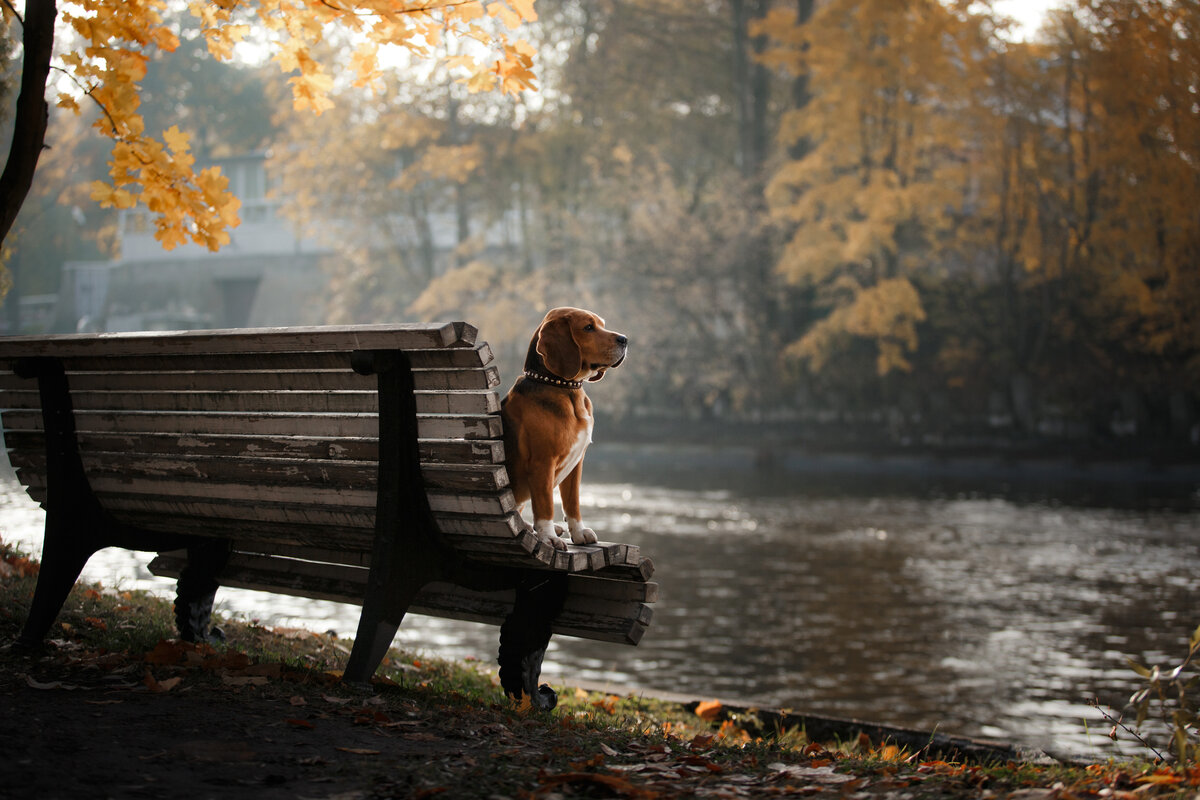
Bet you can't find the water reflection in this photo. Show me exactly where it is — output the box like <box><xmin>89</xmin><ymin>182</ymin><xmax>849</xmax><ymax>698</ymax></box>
<box><xmin>2</xmin><ymin>444</ymin><xmax>1198</xmax><ymax>759</ymax></box>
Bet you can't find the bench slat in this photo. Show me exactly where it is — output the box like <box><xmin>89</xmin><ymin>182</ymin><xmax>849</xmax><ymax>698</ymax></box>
<box><xmin>7</xmin><ymin>452</ymin><xmax>509</xmax><ymax>494</ymax></box>
<box><xmin>146</xmin><ymin>551</ymin><xmax>654</xmax><ymax>645</ymax></box>
<box><xmin>0</xmin><ymin>366</ymin><xmax>502</xmax><ymax>393</ymax></box>
<box><xmin>4</xmin><ymin>431</ymin><xmax>377</xmax><ymax>462</ymax></box>
<box><xmin>3</xmin><ymin>430</ymin><xmax>504</xmax><ymax>467</ymax></box>
<box><xmin>2</xmin><ymin>410</ymin><xmax>503</xmax><ymax>440</ymax></box>
<box><xmin>22</xmin><ymin>476</ymin><xmax>515</xmax><ymax>516</ymax></box>
<box><xmin>0</xmin><ymin>343</ymin><xmax>495</xmax><ymax>374</ymax></box>
<box><xmin>0</xmin><ymin>322</ymin><xmax>476</xmax><ymax>359</ymax></box>
<box><xmin>107</xmin><ymin>511</ymin><xmax>535</xmax><ymax>562</ymax></box>
<box><xmin>109</xmin><ymin>512</ymin><xmax>377</xmax><ymax>549</ymax></box>
<box><xmin>0</xmin><ymin>388</ymin><xmax>501</xmax><ymax>416</ymax></box>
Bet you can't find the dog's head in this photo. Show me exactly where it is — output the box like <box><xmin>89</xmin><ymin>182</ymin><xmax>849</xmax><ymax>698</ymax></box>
<box><xmin>528</xmin><ymin>307</ymin><xmax>627</xmax><ymax>383</ymax></box>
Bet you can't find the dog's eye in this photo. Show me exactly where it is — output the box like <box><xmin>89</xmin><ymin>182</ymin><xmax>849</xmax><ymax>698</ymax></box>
<box><xmin>583</xmin><ymin>323</ymin><xmax>595</xmax><ymax>332</ymax></box>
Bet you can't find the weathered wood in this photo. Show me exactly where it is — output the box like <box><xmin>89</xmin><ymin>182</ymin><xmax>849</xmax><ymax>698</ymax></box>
<box><xmin>0</xmin><ymin>388</ymin><xmax>501</xmax><ymax>416</ymax></box>
<box><xmin>3</xmin><ymin>430</ymin><xmax>505</xmax><ymax>466</ymax></box>
<box><xmin>0</xmin><ymin>343</ymin><xmax>494</xmax><ymax>376</ymax></box>
<box><xmin>8</xmin><ymin>451</ymin><xmax>508</xmax><ymax>493</ymax></box>
<box><xmin>147</xmin><ymin>551</ymin><xmax>655</xmax><ymax>645</ymax></box>
<box><xmin>0</xmin><ymin>323</ymin><xmax>655</xmax><ymax>670</ymax></box>
<box><xmin>1</xmin><ymin>409</ymin><xmax>502</xmax><ymax>440</ymax></box>
<box><xmin>0</xmin><ymin>322</ymin><xmax>476</xmax><ymax>359</ymax></box>
<box><xmin>0</xmin><ymin>367</ymin><xmax>502</xmax><ymax>393</ymax></box>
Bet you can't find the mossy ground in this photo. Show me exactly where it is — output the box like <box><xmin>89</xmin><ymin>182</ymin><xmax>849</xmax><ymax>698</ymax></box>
<box><xmin>0</xmin><ymin>540</ymin><xmax>1191</xmax><ymax>799</ymax></box>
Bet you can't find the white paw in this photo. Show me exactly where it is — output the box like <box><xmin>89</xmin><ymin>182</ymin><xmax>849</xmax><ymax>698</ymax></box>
<box><xmin>535</xmin><ymin>519</ymin><xmax>568</xmax><ymax>551</ymax></box>
<box><xmin>567</xmin><ymin>518</ymin><xmax>598</xmax><ymax>545</ymax></box>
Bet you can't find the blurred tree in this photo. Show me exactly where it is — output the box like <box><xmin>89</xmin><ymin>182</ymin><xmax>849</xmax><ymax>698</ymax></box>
<box><xmin>136</xmin><ymin>13</ymin><xmax>277</xmax><ymax>161</ymax></box>
<box><xmin>0</xmin><ymin>0</ymin><xmax>538</xmax><ymax>258</ymax></box>
<box><xmin>759</xmin><ymin>0</ymin><xmax>987</xmax><ymax>378</ymax></box>
<box><xmin>1079</xmin><ymin>0</ymin><xmax>1200</xmax><ymax>386</ymax></box>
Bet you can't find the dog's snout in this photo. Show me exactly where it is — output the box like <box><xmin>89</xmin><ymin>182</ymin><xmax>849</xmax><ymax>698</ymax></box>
<box><xmin>616</xmin><ymin>335</ymin><xmax>628</xmax><ymax>347</ymax></box>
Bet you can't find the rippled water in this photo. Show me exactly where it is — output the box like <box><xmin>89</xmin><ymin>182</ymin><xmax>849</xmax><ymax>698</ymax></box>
<box><xmin>3</xmin><ymin>443</ymin><xmax>1199</xmax><ymax>759</ymax></box>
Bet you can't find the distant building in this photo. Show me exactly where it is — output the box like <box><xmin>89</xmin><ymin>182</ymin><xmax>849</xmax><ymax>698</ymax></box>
<box><xmin>54</xmin><ymin>152</ymin><xmax>331</xmax><ymax>333</ymax></box>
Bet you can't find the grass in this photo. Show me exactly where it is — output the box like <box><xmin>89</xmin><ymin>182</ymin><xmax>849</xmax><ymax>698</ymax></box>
<box><xmin>2</xmin><ymin>538</ymin><xmax>1198</xmax><ymax>799</ymax></box>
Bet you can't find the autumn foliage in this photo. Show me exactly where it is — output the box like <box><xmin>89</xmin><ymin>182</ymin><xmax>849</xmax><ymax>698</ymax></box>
<box><xmin>3</xmin><ymin>0</ymin><xmax>537</xmax><ymax>253</ymax></box>
<box><xmin>6</xmin><ymin>0</ymin><xmax>1200</xmax><ymax>439</ymax></box>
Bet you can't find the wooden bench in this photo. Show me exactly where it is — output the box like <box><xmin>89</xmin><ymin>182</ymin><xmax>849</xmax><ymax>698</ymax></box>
<box><xmin>0</xmin><ymin>323</ymin><xmax>655</xmax><ymax>707</ymax></box>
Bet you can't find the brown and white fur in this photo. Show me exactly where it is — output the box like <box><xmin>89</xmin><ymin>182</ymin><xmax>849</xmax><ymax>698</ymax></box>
<box><xmin>500</xmin><ymin>307</ymin><xmax>628</xmax><ymax>551</ymax></box>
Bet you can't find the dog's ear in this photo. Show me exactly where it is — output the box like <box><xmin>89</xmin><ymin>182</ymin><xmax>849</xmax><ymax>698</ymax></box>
<box><xmin>536</xmin><ymin>316</ymin><xmax>582</xmax><ymax>380</ymax></box>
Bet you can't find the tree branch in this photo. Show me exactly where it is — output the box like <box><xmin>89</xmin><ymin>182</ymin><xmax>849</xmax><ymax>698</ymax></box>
<box><xmin>0</xmin><ymin>0</ymin><xmax>57</xmax><ymax>249</ymax></box>
<box><xmin>0</xmin><ymin>0</ymin><xmax>24</xmax><ymax>27</ymax></box>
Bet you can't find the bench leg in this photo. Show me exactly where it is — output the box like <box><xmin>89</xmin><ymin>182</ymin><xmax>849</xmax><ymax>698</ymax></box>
<box><xmin>498</xmin><ymin>573</ymin><xmax>568</xmax><ymax>710</ymax></box>
<box><xmin>343</xmin><ymin>617</ymin><xmax>402</xmax><ymax>684</ymax></box>
<box><xmin>343</xmin><ymin>576</ymin><xmax>422</xmax><ymax>684</ymax></box>
<box><xmin>174</xmin><ymin>540</ymin><xmax>232</xmax><ymax>644</ymax></box>
<box><xmin>17</xmin><ymin>513</ymin><xmax>95</xmax><ymax>647</ymax></box>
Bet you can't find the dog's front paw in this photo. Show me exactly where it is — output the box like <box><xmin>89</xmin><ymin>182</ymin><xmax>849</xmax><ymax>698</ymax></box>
<box><xmin>535</xmin><ymin>520</ymin><xmax>568</xmax><ymax>551</ymax></box>
<box><xmin>567</xmin><ymin>518</ymin><xmax>598</xmax><ymax>545</ymax></box>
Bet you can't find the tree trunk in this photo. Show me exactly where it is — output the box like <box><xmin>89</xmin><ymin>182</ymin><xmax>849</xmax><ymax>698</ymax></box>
<box><xmin>0</xmin><ymin>0</ymin><xmax>57</xmax><ymax>250</ymax></box>
<box><xmin>787</xmin><ymin>0</ymin><xmax>816</xmax><ymax>161</ymax></box>
<box><xmin>730</xmin><ymin>0</ymin><xmax>771</xmax><ymax>181</ymax></box>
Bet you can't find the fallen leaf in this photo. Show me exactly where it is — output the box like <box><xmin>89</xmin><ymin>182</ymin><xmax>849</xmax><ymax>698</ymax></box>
<box><xmin>1136</xmin><ymin>772</ymin><xmax>1185</xmax><ymax>786</ymax></box>
<box><xmin>289</xmin><ymin>696</ymin><xmax>307</xmax><ymax>706</ymax></box>
<box><xmin>286</xmin><ymin>718</ymin><xmax>315</xmax><ymax>730</ymax></box>
<box><xmin>769</xmin><ymin>763</ymin><xmax>856</xmax><ymax>784</ymax></box>
<box><xmin>144</xmin><ymin>639</ymin><xmax>214</xmax><ymax>665</ymax></box>
<box><xmin>569</xmin><ymin>753</ymin><xmax>606</xmax><ymax>770</ymax></box>
<box><xmin>592</xmin><ymin>695</ymin><xmax>619</xmax><ymax>714</ymax></box>
<box><xmin>537</xmin><ymin>772</ymin><xmax>655</xmax><ymax>799</ymax></box>
<box><xmin>222</xmin><ymin>674</ymin><xmax>268</xmax><ymax>687</ymax></box>
<box><xmin>25</xmin><ymin>675</ymin><xmax>84</xmax><ymax>691</ymax></box>
<box><xmin>143</xmin><ymin>671</ymin><xmax>182</xmax><ymax>693</ymax></box>
<box><xmin>335</xmin><ymin>747</ymin><xmax>381</xmax><ymax>755</ymax></box>
<box><xmin>694</xmin><ymin>700</ymin><xmax>723</xmax><ymax>721</ymax></box>
<box><xmin>242</xmin><ymin>663</ymin><xmax>281</xmax><ymax>678</ymax></box>
<box><xmin>83</xmin><ymin>616</ymin><xmax>108</xmax><ymax>631</ymax></box>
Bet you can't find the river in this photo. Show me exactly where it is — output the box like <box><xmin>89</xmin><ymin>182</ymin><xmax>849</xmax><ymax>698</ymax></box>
<box><xmin>2</xmin><ymin>442</ymin><xmax>1198</xmax><ymax>760</ymax></box>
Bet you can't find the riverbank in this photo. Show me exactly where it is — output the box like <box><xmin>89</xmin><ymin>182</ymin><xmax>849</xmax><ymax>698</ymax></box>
<box><xmin>595</xmin><ymin>416</ymin><xmax>1200</xmax><ymax>483</ymax></box>
<box><xmin>584</xmin><ymin>440</ymin><xmax>1200</xmax><ymax>510</ymax></box>
<box><xmin>2</xmin><ymin>541</ymin><xmax>1197</xmax><ymax>800</ymax></box>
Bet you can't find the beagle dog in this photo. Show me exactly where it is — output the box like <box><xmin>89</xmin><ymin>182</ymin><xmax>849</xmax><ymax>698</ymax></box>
<box><xmin>501</xmin><ymin>308</ymin><xmax>628</xmax><ymax>551</ymax></box>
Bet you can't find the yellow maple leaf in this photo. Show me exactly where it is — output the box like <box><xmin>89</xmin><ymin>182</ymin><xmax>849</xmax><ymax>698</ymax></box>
<box><xmin>289</xmin><ymin>72</ymin><xmax>335</xmax><ymax>114</ymax></box>
<box><xmin>488</xmin><ymin>3</ymin><xmax>522</xmax><ymax>30</ymax></box>
<box><xmin>446</xmin><ymin>1</ymin><xmax>486</xmax><ymax>23</ymax></box>
<box><xmin>349</xmin><ymin>42</ymin><xmax>381</xmax><ymax>89</ymax></box>
<box><xmin>162</xmin><ymin>125</ymin><xmax>190</xmax><ymax>155</ymax></box>
<box><xmin>506</xmin><ymin>0</ymin><xmax>538</xmax><ymax>22</ymax></box>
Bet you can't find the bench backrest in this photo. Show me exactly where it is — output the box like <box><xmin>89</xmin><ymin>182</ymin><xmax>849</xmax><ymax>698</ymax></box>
<box><xmin>0</xmin><ymin>324</ymin><xmax>641</xmax><ymax>575</ymax></box>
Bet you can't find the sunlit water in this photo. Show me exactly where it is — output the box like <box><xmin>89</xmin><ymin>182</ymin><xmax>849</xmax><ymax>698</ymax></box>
<box><xmin>3</xmin><ymin>442</ymin><xmax>1199</xmax><ymax>759</ymax></box>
